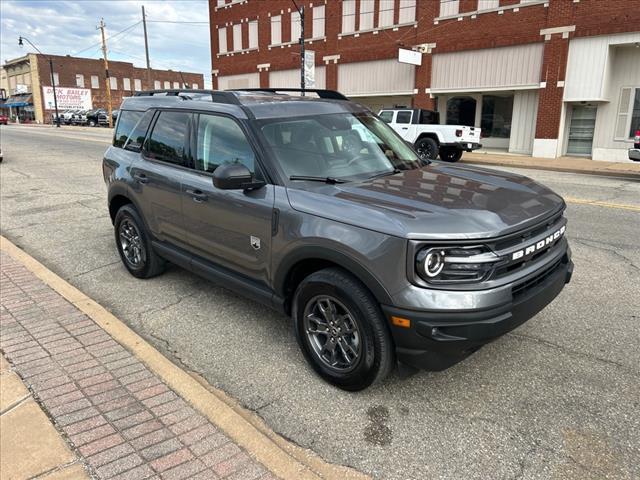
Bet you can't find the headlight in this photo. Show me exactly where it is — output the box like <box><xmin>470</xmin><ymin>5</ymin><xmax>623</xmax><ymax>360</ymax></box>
<box><xmin>415</xmin><ymin>245</ymin><xmax>501</xmax><ymax>284</ymax></box>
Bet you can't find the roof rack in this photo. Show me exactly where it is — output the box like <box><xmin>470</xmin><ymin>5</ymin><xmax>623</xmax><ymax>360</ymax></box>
<box><xmin>133</xmin><ymin>89</ymin><xmax>242</xmax><ymax>105</ymax></box>
<box><xmin>229</xmin><ymin>88</ymin><xmax>349</xmax><ymax>101</ymax></box>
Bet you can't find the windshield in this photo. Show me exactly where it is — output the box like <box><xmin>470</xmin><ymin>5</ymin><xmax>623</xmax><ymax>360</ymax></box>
<box><xmin>257</xmin><ymin>112</ymin><xmax>423</xmax><ymax>181</ymax></box>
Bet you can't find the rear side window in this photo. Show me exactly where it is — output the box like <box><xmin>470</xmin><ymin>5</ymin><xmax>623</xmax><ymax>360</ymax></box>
<box><xmin>123</xmin><ymin>110</ymin><xmax>154</xmax><ymax>152</ymax></box>
<box><xmin>145</xmin><ymin>111</ymin><xmax>190</xmax><ymax>165</ymax></box>
<box><xmin>113</xmin><ymin>110</ymin><xmax>142</xmax><ymax>148</ymax></box>
<box><xmin>395</xmin><ymin>111</ymin><xmax>412</xmax><ymax>124</ymax></box>
<box><xmin>379</xmin><ymin>111</ymin><xmax>394</xmax><ymax>123</ymax></box>
<box><xmin>196</xmin><ymin>114</ymin><xmax>255</xmax><ymax>174</ymax></box>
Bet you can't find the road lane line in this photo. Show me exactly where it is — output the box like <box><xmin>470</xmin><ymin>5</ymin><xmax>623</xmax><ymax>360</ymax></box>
<box><xmin>564</xmin><ymin>197</ymin><xmax>640</xmax><ymax>212</ymax></box>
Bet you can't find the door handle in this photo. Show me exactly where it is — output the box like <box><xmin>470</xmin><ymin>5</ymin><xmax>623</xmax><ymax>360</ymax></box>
<box><xmin>133</xmin><ymin>173</ymin><xmax>148</xmax><ymax>184</ymax></box>
<box><xmin>401</xmin><ymin>127</ymin><xmax>408</xmax><ymax>130</ymax></box>
<box><xmin>185</xmin><ymin>188</ymin><xmax>208</xmax><ymax>202</ymax></box>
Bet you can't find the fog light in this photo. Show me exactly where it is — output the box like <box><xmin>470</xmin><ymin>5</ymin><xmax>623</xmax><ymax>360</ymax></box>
<box><xmin>423</xmin><ymin>249</ymin><xmax>445</xmax><ymax>277</ymax></box>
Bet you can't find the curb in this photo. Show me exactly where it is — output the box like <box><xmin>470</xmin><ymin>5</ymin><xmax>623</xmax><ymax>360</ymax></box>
<box><xmin>0</xmin><ymin>236</ymin><xmax>369</xmax><ymax>480</ymax></box>
<box><xmin>461</xmin><ymin>159</ymin><xmax>640</xmax><ymax>180</ymax></box>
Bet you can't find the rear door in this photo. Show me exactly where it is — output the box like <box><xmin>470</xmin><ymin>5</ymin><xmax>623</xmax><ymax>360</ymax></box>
<box><xmin>180</xmin><ymin>112</ymin><xmax>274</xmax><ymax>286</ymax></box>
<box><xmin>394</xmin><ymin>110</ymin><xmax>416</xmax><ymax>141</ymax></box>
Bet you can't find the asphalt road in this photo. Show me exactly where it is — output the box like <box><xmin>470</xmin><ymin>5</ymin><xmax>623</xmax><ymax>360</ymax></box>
<box><xmin>1</xmin><ymin>125</ymin><xmax>639</xmax><ymax>480</ymax></box>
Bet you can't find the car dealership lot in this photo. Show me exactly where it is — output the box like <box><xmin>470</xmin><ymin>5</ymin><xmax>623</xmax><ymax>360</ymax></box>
<box><xmin>1</xmin><ymin>125</ymin><xmax>639</xmax><ymax>480</ymax></box>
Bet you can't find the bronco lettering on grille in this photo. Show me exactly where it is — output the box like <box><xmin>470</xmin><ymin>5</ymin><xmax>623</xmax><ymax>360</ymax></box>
<box><xmin>512</xmin><ymin>225</ymin><xmax>566</xmax><ymax>261</ymax></box>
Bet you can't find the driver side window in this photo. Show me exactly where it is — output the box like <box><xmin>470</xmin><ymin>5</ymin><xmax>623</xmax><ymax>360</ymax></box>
<box><xmin>196</xmin><ymin>114</ymin><xmax>256</xmax><ymax>174</ymax></box>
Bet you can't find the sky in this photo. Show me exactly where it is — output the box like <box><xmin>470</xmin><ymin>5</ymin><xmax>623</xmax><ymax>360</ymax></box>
<box><xmin>0</xmin><ymin>0</ymin><xmax>213</xmax><ymax>87</ymax></box>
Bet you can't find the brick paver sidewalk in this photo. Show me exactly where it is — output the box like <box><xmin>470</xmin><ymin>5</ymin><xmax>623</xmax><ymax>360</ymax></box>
<box><xmin>0</xmin><ymin>251</ymin><xmax>275</xmax><ymax>480</ymax></box>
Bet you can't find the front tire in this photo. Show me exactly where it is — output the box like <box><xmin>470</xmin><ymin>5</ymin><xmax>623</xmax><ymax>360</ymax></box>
<box><xmin>414</xmin><ymin>137</ymin><xmax>439</xmax><ymax>160</ymax></box>
<box><xmin>293</xmin><ymin>268</ymin><xmax>395</xmax><ymax>391</ymax></box>
<box><xmin>114</xmin><ymin>205</ymin><xmax>165</xmax><ymax>279</ymax></box>
<box><xmin>439</xmin><ymin>147</ymin><xmax>463</xmax><ymax>162</ymax></box>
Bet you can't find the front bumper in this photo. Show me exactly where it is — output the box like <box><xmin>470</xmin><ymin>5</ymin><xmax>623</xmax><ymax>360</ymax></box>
<box><xmin>383</xmin><ymin>253</ymin><xmax>573</xmax><ymax>371</ymax></box>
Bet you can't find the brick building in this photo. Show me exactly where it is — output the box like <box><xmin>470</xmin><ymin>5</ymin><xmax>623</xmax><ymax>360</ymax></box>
<box><xmin>1</xmin><ymin>53</ymin><xmax>204</xmax><ymax>125</ymax></box>
<box><xmin>209</xmin><ymin>0</ymin><xmax>640</xmax><ymax>161</ymax></box>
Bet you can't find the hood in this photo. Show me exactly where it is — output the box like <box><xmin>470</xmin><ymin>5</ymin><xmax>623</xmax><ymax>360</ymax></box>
<box><xmin>286</xmin><ymin>163</ymin><xmax>565</xmax><ymax>240</ymax></box>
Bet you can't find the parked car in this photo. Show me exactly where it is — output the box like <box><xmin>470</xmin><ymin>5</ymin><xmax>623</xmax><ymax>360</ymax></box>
<box><xmin>103</xmin><ymin>88</ymin><xmax>572</xmax><ymax>390</ymax></box>
<box><xmin>71</xmin><ymin>110</ymin><xmax>89</xmax><ymax>125</ymax></box>
<box><xmin>379</xmin><ymin>108</ymin><xmax>482</xmax><ymax>162</ymax></box>
<box><xmin>0</xmin><ymin>113</ymin><xmax>8</xmax><ymax>125</ymax></box>
<box><xmin>60</xmin><ymin>110</ymin><xmax>78</xmax><ymax>125</ymax></box>
<box><xmin>629</xmin><ymin>129</ymin><xmax>640</xmax><ymax>162</ymax></box>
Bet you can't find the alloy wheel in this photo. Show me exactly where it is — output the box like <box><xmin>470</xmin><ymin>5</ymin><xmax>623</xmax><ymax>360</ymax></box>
<box><xmin>119</xmin><ymin>219</ymin><xmax>145</xmax><ymax>267</ymax></box>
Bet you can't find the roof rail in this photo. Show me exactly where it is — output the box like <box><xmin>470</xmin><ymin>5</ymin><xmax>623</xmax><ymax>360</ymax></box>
<box><xmin>229</xmin><ymin>88</ymin><xmax>349</xmax><ymax>101</ymax></box>
<box><xmin>133</xmin><ymin>89</ymin><xmax>242</xmax><ymax>105</ymax></box>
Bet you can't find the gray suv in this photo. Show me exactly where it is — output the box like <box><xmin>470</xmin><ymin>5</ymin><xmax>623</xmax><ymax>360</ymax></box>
<box><xmin>103</xmin><ymin>88</ymin><xmax>573</xmax><ymax>391</ymax></box>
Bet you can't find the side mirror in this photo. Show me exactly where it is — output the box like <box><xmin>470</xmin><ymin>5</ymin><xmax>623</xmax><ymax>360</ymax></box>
<box><xmin>212</xmin><ymin>163</ymin><xmax>264</xmax><ymax>191</ymax></box>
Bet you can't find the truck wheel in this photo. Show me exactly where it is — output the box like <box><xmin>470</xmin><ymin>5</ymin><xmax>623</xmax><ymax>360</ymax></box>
<box><xmin>414</xmin><ymin>137</ymin><xmax>439</xmax><ymax>160</ymax></box>
<box><xmin>439</xmin><ymin>148</ymin><xmax>463</xmax><ymax>162</ymax></box>
<box><xmin>114</xmin><ymin>205</ymin><xmax>165</xmax><ymax>279</ymax></box>
<box><xmin>88</xmin><ymin>120</ymin><xmax>96</xmax><ymax>127</ymax></box>
<box><xmin>293</xmin><ymin>268</ymin><xmax>395</xmax><ymax>391</ymax></box>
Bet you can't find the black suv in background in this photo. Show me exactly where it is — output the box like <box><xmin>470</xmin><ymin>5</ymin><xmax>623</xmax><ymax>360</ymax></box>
<box><xmin>103</xmin><ymin>88</ymin><xmax>572</xmax><ymax>390</ymax></box>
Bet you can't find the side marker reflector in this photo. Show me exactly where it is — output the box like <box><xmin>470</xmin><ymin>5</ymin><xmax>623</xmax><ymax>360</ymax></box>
<box><xmin>391</xmin><ymin>316</ymin><xmax>411</xmax><ymax>328</ymax></box>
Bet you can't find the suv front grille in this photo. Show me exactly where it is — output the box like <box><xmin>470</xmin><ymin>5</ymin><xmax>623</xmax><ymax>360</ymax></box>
<box><xmin>511</xmin><ymin>256</ymin><xmax>565</xmax><ymax>299</ymax></box>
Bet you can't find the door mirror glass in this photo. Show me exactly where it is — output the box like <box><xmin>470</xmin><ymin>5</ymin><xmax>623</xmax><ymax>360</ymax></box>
<box><xmin>212</xmin><ymin>163</ymin><xmax>264</xmax><ymax>190</ymax></box>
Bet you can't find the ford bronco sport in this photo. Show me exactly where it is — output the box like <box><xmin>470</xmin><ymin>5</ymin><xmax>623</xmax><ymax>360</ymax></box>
<box><xmin>103</xmin><ymin>88</ymin><xmax>573</xmax><ymax>391</ymax></box>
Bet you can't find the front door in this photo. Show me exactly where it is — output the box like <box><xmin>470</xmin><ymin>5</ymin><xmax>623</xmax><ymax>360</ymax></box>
<box><xmin>567</xmin><ymin>105</ymin><xmax>597</xmax><ymax>156</ymax></box>
<box><xmin>180</xmin><ymin>113</ymin><xmax>274</xmax><ymax>286</ymax></box>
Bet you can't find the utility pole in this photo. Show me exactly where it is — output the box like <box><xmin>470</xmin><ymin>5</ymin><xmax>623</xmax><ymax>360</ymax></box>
<box><xmin>98</xmin><ymin>18</ymin><xmax>113</xmax><ymax>128</ymax></box>
<box><xmin>142</xmin><ymin>5</ymin><xmax>152</xmax><ymax>90</ymax></box>
<box><xmin>291</xmin><ymin>0</ymin><xmax>305</xmax><ymax>95</ymax></box>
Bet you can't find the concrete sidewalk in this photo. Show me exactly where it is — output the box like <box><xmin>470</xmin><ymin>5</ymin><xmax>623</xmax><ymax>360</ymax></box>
<box><xmin>462</xmin><ymin>151</ymin><xmax>640</xmax><ymax>178</ymax></box>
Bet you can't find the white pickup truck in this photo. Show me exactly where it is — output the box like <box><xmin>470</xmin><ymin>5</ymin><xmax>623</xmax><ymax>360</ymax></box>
<box><xmin>378</xmin><ymin>108</ymin><xmax>481</xmax><ymax>162</ymax></box>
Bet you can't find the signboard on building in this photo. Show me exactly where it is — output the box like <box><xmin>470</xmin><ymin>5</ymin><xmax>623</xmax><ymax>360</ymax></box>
<box><xmin>42</xmin><ymin>86</ymin><xmax>92</xmax><ymax>110</ymax></box>
<box><xmin>398</xmin><ymin>48</ymin><xmax>422</xmax><ymax>66</ymax></box>
<box><xmin>15</xmin><ymin>84</ymin><xmax>28</xmax><ymax>94</ymax></box>
<box><xmin>304</xmin><ymin>50</ymin><xmax>315</xmax><ymax>88</ymax></box>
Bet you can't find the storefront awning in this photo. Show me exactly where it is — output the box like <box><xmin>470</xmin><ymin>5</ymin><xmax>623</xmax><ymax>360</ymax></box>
<box><xmin>5</xmin><ymin>94</ymin><xmax>33</xmax><ymax>108</ymax></box>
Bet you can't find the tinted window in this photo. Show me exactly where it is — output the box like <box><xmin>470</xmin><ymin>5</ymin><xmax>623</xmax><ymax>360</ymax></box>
<box><xmin>379</xmin><ymin>111</ymin><xmax>394</xmax><ymax>123</ymax></box>
<box><xmin>124</xmin><ymin>110</ymin><xmax>154</xmax><ymax>151</ymax></box>
<box><xmin>114</xmin><ymin>110</ymin><xmax>142</xmax><ymax>148</ymax></box>
<box><xmin>146</xmin><ymin>111</ymin><xmax>190</xmax><ymax>165</ymax></box>
<box><xmin>196</xmin><ymin>114</ymin><xmax>255</xmax><ymax>174</ymax></box>
<box><xmin>395</xmin><ymin>111</ymin><xmax>412</xmax><ymax>124</ymax></box>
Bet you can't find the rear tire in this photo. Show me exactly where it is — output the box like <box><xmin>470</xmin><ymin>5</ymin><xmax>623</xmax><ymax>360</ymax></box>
<box><xmin>293</xmin><ymin>268</ymin><xmax>395</xmax><ymax>391</ymax></box>
<box><xmin>114</xmin><ymin>204</ymin><xmax>165</xmax><ymax>279</ymax></box>
<box><xmin>439</xmin><ymin>147</ymin><xmax>463</xmax><ymax>162</ymax></box>
<box><xmin>414</xmin><ymin>137</ymin><xmax>439</xmax><ymax>160</ymax></box>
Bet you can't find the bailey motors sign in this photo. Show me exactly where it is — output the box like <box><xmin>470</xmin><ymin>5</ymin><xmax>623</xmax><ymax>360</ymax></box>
<box><xmin>42</xmin><ymin>86</ymin><xmax>92</xmax><ymax>110</ymax></box>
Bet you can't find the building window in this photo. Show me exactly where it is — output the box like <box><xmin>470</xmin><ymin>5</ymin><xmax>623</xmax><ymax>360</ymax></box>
<box><xmin>615</xmin><ymin>87</ymin><xmax>640</xmax><ymax>140</ymax></box>
<box><xmin>109</xmin><ymin>77</ymin><xmax>117</xmax><ymax>90</ymax></box>
<box><xmin>312</xmin><ymin>6</ymin><xmax>325</xmax><ymax>38</ymax></box>
<box><xmin>75</xmin><ymin>74</ymin><xmax>84</xmax><ymax>88</ymax></box>
<box><xmin>477</xmin><ymin>0</ymin><xmax>499</xmax><ymax>10</ymax></box>
<box><xmin>171</xmin><ymin>81</ymin><xmax>178</xmax><ymax>89</ymax></box>
<box><xmin>271</xmin><ymin>15</ymin><xmax>282</xmax><ymax>45</ymax></box>
<box><xmin>218</xmin><ymin>27</ymin><xmax>228</xmax><ymax>54</ymax></box>
<box><xmin>447</xmin><ymin>96</ymin><xmax>477</xmax><ymax>127</ymax></box>
<box><xmin>233</xmin><ymin>23</ymin><xmax>242</xmax><ymax>51</ymax></box>
<box><xmin>91</xmin><ymin>75</ymin><xmax>99</xmax><ymax>88</ymax></box>
<box><xmin>291</xmin><ymin>10</ymin><xmax>301</xmax><ymax>42</ymax></box>
<box><xmin>378</xmin><ymin>0</ymin><xmax>394</xmax><ymax>28</ymax></box>
<box><xmin>248</xmin><ymin>20</ymin><xmax>258</xmax><ymax>48</ymax></box>
<box><xmin>481</xmin><ymin>95</ymin><xmax>514</xmax><ymax>138</ymax></box>
<box><xmin>154</xmin><ymin>80</ymin><xmax>161</xmax><ymax>89</ymax></box>
<box><xmin>359</xmin><ymin>0</ymin><xmax>374</xmax><ymax>30</ymax></box>
<box><xmin>217</xmin><ymin>0</ymin><xmax>225</xmax><ymax>6</ymax></box>
<box><xmin>164</xmin><ymin>80</ymin><xmax>170</xmax><ymax>89</ymax></box>
<box><xmin>342</xmin><ymin>0</ymin><xmax>356</xmax><ymax>34</ymax></box>
<box><xmin>399</xmin><ymin>0</ymin><xmax>416</xmax><ymax>23</ymax></box>
<box><xmin>192</xmin><ymin>83</ymin><xmax>199</xmax><ymax>89</ymax></box>
<box><xmin>439</xmin><ymin>0</ymin><xmax>459</xmax><ymax>17</ymax></box>
<box><xmin>52</xmin><ymin>72</ymin><xmax>59</xmax><ymax>86</ymax></box>
<box><xmin>123</xmin><ymin>78</ymin><xmax>131</xmax><ymax>90</ymax></box>
<box><xmin>134</xmin><ymin>79</ymin><xmax>142</xmax><ymax>91</ymax></box>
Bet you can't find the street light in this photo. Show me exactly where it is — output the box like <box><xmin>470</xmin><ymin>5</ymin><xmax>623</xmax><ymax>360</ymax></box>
<box><xmin>18</xmin><ymin>36</ymin><xmax>61</xmax><ymax>127</ymax></box>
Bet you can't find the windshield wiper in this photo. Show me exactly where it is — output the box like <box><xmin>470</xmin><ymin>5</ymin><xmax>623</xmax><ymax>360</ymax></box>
<box><xmin>368</xmin><ymin>168</ymin><xmax>401</xmax><ymax>180</ymax></box>
<box><xmin>289</xmin><ymin>175</ymin><xmax>347</xmax><ymax>184</ymax></box>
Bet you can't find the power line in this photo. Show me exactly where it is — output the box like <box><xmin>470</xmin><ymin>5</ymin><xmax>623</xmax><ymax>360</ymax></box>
<box><xmin>71</xmin><ymin>20</ymin><xmax>142</xmax><ymax>57</ymax></box>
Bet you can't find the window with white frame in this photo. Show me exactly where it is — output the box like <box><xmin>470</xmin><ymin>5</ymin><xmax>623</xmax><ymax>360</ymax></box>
<box><xmin>378</xmin><ymin>0</ymin><xmax>394</xmax><ymax>28</ymax></box>
<box><xmin>109</xmin><ymin>76</ymin><xmax>117</xmax><ymax>90</ymax></box>
<box><xmin>173</xmin><ymin>81</ymin><xmax>180</xmax><ymax>88</ymax></box>
<box><xmin>271</xmin><ymin>15</ymin><xmax>282</xmax><ymax>45</ymax></box>
<box><xmin>75</xmin><ymin>74</ymin><xmax>84</xmax><ymax>88</ymax></box>
<box><xmin>359</xmin><ymin>0</ymin><xmax>374</xmax><ymax>31</ymax></box>
<box><xmin>123</xmin><ymin>78</ymin><xmax>131</xmax><ymax>90</ymax></box>
<box><xmin>313</xmin><ymin>5</ymin><xmax>325</xmax><ymax>38</ymax></box>
<box><xmin>217</xmin><ymin>0</ymin><xmax>225</xmax><ymax>6</ymax></box>
<box><xmin>342</xmin><ymin>0</ymin><xmax>356</xmax><ymax>34</ymax></box>
<box><xmin>91</xmin><ymin>75</ymin><xmax>99</xmax><ymax>88</ymax></box>
<box><xmin>154</xmin><ymin>80</ymin><xmax>161</xmax><ymax>89</ymax></box>
<box><xmin>134</xmin><ymin>79</ymin><xmax>142</xmax><ymax>91</ymax></box>
<box><xmin>291</xmin><ymin>10</ymin><xmax>301</xmax><ymax>42</ymax></box>
<box><xmin>477</xmin><ymin>0</ymin><xmax>499</xmax><ymax>10</ymax></box>
<box><xmin>439</xmin><ymin>0</ymin><xmax>459</xmax><ymax>17</ymax></box>
<box><xmin>399</xmin><ymin>0</ymin><xmax>416</xmax><ymax>22</ymax></box>
<box><xmin>615</xmin><ymin>87</ymin><xmax>640</xmax><ymax>140</ymax></box>
<box><xmin>52</xmin><ymin>72</ymin><xmax>59</xmax><ymax>86</ymax></box>
<box><xmin>248</xmin><ymin>20</ymin><xmax>258</xmax><ymax>48</ymax></box>
<box><xmin>233</xmin><ymin>23</ymin><xmax>242</xmax><ymax>51</ymax></box>
<box><xmin>163</xmin><ymin>80</ymin><xmax>170</xmax><ymax>89</ymax></box>
<box><xmin>192</xmin><ymin>83</ymin><xmax>199</xmax><ymax>89</ymax></box>
<box><xmin>218</xmin><ymin>27</ymin><xmax>228</xmax><ymax>53</ymax></box>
